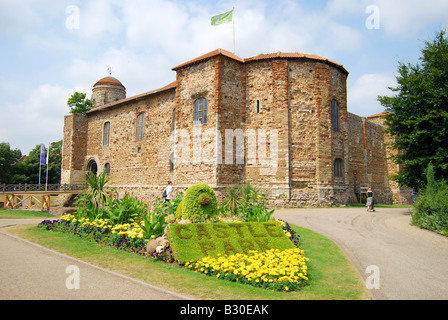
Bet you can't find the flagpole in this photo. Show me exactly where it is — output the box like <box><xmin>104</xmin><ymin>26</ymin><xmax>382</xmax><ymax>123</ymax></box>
<box><xmin>45</xmin><ymin>142</ymin><xmax>49</xmax><ymax>192</ymax></box>
<box><xmin>38</xmin><ymin>144</ymin><xmax>43</xmax><ymax>187</ymax></box>
<box><xmin>232</xmin><ymin>7</ymin><xmax>235</xmax><ymax>54</ymax></box>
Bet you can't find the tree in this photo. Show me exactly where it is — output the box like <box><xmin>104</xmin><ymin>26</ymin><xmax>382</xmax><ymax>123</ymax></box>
<box><xmin>378</xmin><ymin>30</ymin><xmax>448</xmax><ymax>189</ymax></box>
<box><xmin>47</xmin><ymin>140</ymin><xmax>62</xmax><ymax>184</ymax></box>
<box><xmin>21</xmin><ymin>141</ymin><xmax>63</xmax><ymax>184</ymax></box>
<box><xmin>67</xmin><ymin>92</ymin><xmax>93</xmax><ymax>114</ymax></box>
<box><xmin>0</xmin><ymin>141</ymin><xmax>62</xmax><ymax>184</ymax></box>
<box><xmin>0</xmin><ymin>142</ymin><xmax>24</xmax><ymax>183</ymax></box>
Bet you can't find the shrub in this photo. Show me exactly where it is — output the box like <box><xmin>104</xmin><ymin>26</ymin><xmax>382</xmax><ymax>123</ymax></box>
<box><xmin>223</xmin><ymin>181</ymin><xmax>274</xmax><ymax>222</ymax></box>
<box><xmin>74</xmin><ymin>170</ymin><xmax>116</xmax><ymax>220</ymax></box>
<box><xmin>141</xmin><ymin>211</ymin><xmax>167</xmax><ymax>240</ymax></box>
<box><xmin>176</xmin><ymin>200</ymin><xmax>183</xmax><ymax>220</ymax></box>
<box><xmin>412</xmin><ymin>164</ymin><xmax>448</xmax><ymax>236</ymax></box>
<box><xmin>103</xmin><ymin>191</ymin><xmax>148</xmax><ymax>225</ymax></box>
<box><xmin>181</xmin><ymin>183</ymin><xmax>218</xmax><ymax>221</ymax></box>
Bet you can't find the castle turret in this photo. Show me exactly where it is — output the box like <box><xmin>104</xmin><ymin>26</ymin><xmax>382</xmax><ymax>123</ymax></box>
<box><xmin>91</xmin><ymin>76</ymin><xmax>126</xmax><ymax>108</ymax></box>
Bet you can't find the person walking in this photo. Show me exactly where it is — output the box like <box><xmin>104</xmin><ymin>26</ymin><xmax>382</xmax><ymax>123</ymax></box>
<box><xmin>163</xmin><ymin>181</ymin><xmax>173</xmax><ymax>203</ymax></box>
<box><xmin>366</xmin><ymin>187</ymin><xmax>375</xmax><ymax>212</ymax></box>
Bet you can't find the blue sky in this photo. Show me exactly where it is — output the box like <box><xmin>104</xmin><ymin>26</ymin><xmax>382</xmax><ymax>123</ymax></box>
<box><xmin>1</xmin><ymin>0</ymin><xmax>447</xmax><ymax>155</ymax></box>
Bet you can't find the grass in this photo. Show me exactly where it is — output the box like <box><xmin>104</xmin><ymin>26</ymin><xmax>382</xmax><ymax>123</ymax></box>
<box><xmin>2</xmin><ymin>214</ymin><xmax>370</xmax><ymax>300</ymax></box>
<box><xmin>0</xmin><ymin>208</ymin><xmax>54</xmax><ymax>219</ymax></box>
<box><xmin>346</xmin><ymin>203</ymin><xmax>412</xmax><ymax>209</ymax></box>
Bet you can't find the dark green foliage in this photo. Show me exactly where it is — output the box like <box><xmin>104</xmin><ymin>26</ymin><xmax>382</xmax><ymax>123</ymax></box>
<box><xmin>141</xmin><ymin>211</ymin><xmax>167</xmax><ymax>240</ymax></box>
<box><xmin>0</xmin><ymin>142</ymin><xmax>23</xmax><ymax>184</ymax></box>
<box><xmin>0</xmin><ymin>141</ymin><xmax>62</xmax><ymax>184</ymax></box>
<box><xmin>378</xmin><ymin>30</ymin><xmax>448</xmax><ymax>188</ymax></box>
<box><xmin>411</xmin><ymin>164</ymin><xmax>448</xmax><ymax>236</ymax></box>
<box><xmin>221</xmin><ymin>181</ymin><xmax>274</xmax><ymax>222</ymax></box>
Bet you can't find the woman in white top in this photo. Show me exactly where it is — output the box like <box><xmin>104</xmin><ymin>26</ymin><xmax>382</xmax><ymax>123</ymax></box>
<box><xmin>164</xmin><ymin>181</ymin><xmax>173</xmax><ymax>202</ymax></box>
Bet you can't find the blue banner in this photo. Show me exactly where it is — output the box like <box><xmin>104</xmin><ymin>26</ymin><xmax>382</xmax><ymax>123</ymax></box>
<box><xmin>40</xmin><ymin>144</ymin><xmax>46</xmax><ymax>165</ymax></box>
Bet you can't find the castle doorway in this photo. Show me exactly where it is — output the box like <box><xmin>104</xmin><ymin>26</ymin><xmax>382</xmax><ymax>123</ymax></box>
<box><xmin>86</xmin><ymin>159</ymin><xmax>98</xmax><ymax>175</ymax></box>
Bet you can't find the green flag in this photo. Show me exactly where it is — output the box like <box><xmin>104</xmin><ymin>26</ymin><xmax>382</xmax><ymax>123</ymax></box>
<box><xmin>211</xmin><ymin>9</ymin><xmax>233</xmax><ymax>26</ymax></box>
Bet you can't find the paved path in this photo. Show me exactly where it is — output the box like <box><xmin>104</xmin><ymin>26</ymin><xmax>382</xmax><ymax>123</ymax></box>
<box><xmin>2</xmin><ymin>209</ymin><xmax>448</xmax><ymax>300</ymax></box>
<box><xmin>274</xmin><ymin>207</ymin><xmax>448</xmax><ymax>300</ymax></box>
<box><xmin>0</xmin><ymin>219</ymin><xmax>191</xmax><ymax>300</ymax></box>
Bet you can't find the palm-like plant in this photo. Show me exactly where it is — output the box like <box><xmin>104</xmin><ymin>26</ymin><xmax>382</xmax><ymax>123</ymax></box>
<box><xmin>74</xmin><ymin>170</ymin><xmax>114</xmax><ymax>220</ymax></box>
<box><xmin>223</xmin><ymin>186</ymin><xmax>240</xmax><ymax>216</ymax></box>
<box><xmin>84</xmin><ymin>170</ymin><xmax>112</xmax><ymax>209</ymax></box>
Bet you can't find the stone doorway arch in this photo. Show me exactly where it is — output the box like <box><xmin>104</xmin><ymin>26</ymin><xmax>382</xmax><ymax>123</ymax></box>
<box><xmin>86</xmin><ymin>159</ymin><xmax>98</xmax><ymax>175</ymax></box>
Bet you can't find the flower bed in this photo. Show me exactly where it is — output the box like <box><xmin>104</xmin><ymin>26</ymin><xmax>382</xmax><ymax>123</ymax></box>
<box><xmin>185</xmin><ymin>248</ymin><xmax>309</xmax><ymax>291</ymax></box>
<box><xmin>37</xmin><ymin>179</ymin><xmax>308</xmax><ymax>292</ymax></box>
<box><xmin>38</xmin><ymin>214</ymin><xmax>148</xmax><ymax>255</ymax></box>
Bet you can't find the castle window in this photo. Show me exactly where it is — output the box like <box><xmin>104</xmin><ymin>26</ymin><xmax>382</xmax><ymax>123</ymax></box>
<box><xmin>334</xmin><ymin>158</ymin><xmax>343</xmax><ymax>177</ymax></box>
<box><xmin>136</xmin><ymin>113</ymin><xmax>144</xmax><ymax>141</ymax></box>
<box><xmin>170</xmin><ymin>152</ymin><xmax>174</xmax><ymax>171</ymax></box>
<box><xmin>256</xmin><ymin>100</ymin><xmax>261</xmax><ymax>113</ymax></box>
<box><xmin>172</xmin><ymin>108</ymin><xmax>176</xmax><ymax>132</ymax></box>
<box><xmin>104</xmin><ymin>163</ymin><xmax>111</xmax><ymax>175</ymax></box>
<box><xmin>193</xmin><ymin>97</ymin><xmax>207</xmax><ymax>125</ymax></box>
<box><xmin>331</xmin><ymin>99</ymin><xmax>340</xmax><ymax>131</ymax></box>
<box><xmin>103</xmin><ymin>121</ymin><xmax>110</xmax><ymax>146</ymax></box>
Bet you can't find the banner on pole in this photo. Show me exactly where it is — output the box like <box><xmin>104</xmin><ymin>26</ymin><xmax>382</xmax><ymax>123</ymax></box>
<box><xmin>211</xmin><ymin>9</ymin><xmax>233</xmax><ymax>26</ymax></box>
<box><xmin>40</xmin><ymin>144</ymin><xmax>46</xmax><ymax>165</ymax></box>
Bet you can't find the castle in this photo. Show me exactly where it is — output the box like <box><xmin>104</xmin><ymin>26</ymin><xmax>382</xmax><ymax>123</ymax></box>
<box><xmin>61</xmin><ymin>48</ymin><xmax>411</xmax><ymax>207</ymax></box>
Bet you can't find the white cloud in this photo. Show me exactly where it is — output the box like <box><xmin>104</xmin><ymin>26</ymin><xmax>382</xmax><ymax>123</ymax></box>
<box><xmin>2</xmin><ymin>0</ymin><xmax>448</xmax><ymax>157</ymax></box>
<box><xmin>0</xmin><ymin>83</ymin><xmax>73</xmax><ymax>155</ymax></box>
<box><xmin>78</xmin><ymin>0</ymin><xmax>124</xmax><ymax>41</ymax></box>
<box><xmin>373</xmin><ymin>0</ymin><xmax>448</xmax><ymax>38</ymax></box>
<box><xmin>348</xmin><ymin>73</ymin><xmax>397</xmax><ymax>116</ymax></box>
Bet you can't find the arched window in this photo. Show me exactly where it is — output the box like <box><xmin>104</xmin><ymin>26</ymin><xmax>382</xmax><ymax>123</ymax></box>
<box><xmin>103</xmin><ymin>121</ymin><xmax>110</xmax><ymax>146</ymax></box>
<box><xmin>193</xmin><ymin>98</ymin><xmax>207</xmax><ymax>125</ymax></box>
<box><xmin>170</xmin><ymin>152</ymin><xmax>174</xmax><ymax>171</ymax></box>
<box><xmin>172</xmin><ymin>108</ymin><xmax>176</xmax><ymax>132</ymax></box>
<box><xmin>331</xmin><ymin>99</ymin><xmax>339</xmax><ymax>131</ymax></box>
<box><xmin>334</xmin><ymin>158</ymin><xmax>343</xmax><ymax>177</ymax></box>
<box><xmin>104</xmin><ymin>163</ymin><xmax>111</xmax><ymax>175</ymax></box>
<box><xmin>136</xmin><ymin>113</ymin><xmax>144</xmax><ymax>141</ymax></box>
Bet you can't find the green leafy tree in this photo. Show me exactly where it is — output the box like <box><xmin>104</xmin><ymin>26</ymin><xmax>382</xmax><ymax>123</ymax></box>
<box><xmin>67</xmin><ymin>92</ymin><xmax>93</xmax><ymax>114</ymax></box>
<box><xmin>47</xmin><ymin>141</ymin><xmax>62</xmax><ymax>184</ymax></box>
<box><xmin>378</xmin><ymin>30</ymin><xmax>448</xmax><ymax>188</ymax></box>
<box><xmin>0</xmin><ymin>141</ymin><xmax>62</xmax><ymax>184</ymax></box>
<box><xmin>0</xmin><ymin>142</ymin><xmax>24</xmax><ymax>183</ymax></box>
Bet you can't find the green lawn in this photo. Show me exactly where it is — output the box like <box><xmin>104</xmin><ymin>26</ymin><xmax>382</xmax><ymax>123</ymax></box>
<box><xmin>0</xmin><ymin>208</ymin><xmax>54</xmax><ymax>219</ymax></box>
<box><xmin>2</xmin><ymin>211</ymin><xmax>370</xmax><ymax>300</ymax></box>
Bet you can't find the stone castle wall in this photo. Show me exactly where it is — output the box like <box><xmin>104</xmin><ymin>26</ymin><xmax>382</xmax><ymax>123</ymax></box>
<box><xmin>61</xmin><ymin>50</ymin><xmax>411</xmax><ymax>207</ymax></box>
